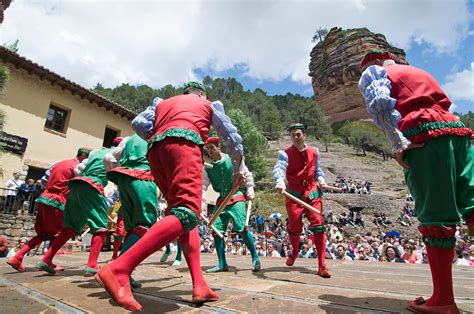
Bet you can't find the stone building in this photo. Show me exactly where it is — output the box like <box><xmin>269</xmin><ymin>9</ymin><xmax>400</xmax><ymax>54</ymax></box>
<box><xmin>0</xmin><ymin>46</ymin><xmax>135</xmax><ymax>184</ymax></box>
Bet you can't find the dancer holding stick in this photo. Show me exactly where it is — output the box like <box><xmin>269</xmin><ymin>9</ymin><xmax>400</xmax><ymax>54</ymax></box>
<box><xmin>95</xmin><ymin>82</ymin><xmax>245</xmax><ymax>311</ymax></box>
<box><xmin>273</xmin><ymin>123</ymin><xmax>331</xmax><ymax>278</ymax></box>
<box><xmin>203</xmin><ymin>137</ymin><xmax>261</xmax><ymax>273</ymax></box>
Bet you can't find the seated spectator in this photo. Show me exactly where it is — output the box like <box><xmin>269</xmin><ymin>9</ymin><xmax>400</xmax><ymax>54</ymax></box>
<box><xmin>364</xmin><ymin>181</ymin><xmax>372</xmax><ymax>194</ymax></box>
<box><xmin>355</xmin><ymin>211</ymin><xmax>365</xmax><ymax>228</ymax></box>
<box><xmin>225</xmin><ymin>240</ymin><xmax>234</xmax><ymax>255</ymax></box>
<box><xmin>7</xmin><ymin>237</ymin><xmax>29</xmax><ymax>257</ymax></box>
<box><xmin>329</xmin><ymin>225</ymin><xmax>343</xmax><ymax>243</ymax></box>
<box><xmin>380</xmin><ymin>213</ymin><xmax>391</xmax><ymax>225</ymax></box>
<box><xmin>234</xmin><ymin>241</ymin><xmax>244</xmax><ymax>255</ymax></box>
<box><xmin>397</xmin><ymin>211</ymin><xmax>413</xmax><ymax>226</ymax></box>
<box><xmin>339</xmin><ymin>212</ymin><xmax>348</xmax><ymax>227</ymax></box>
<box><xmin>355</xmin><ymin>180</ymin><xmax>363</xmax><ymax>194</ymax></box>
<box><xmin>454</xmin><ymin>226</ymin><xmax>462</xmax><ymax>240</ymax></box>
<box><xmin>373</xmin><ymin>212</ymin><xmax>385</xmax><ymax>227</ymax></box>
<box><xmin>401</xmin><ymin>244</ymin><xmax>419</xmax><ymax>264</ymax></box>
<box><xmin>370</xmin><ymin>242</ymin><xmax>381</xmax><ymax>260</ymax></box>
<box><xmin>456</xmin><ymin>239</ymin><xmax>469</xmax><ymax>254</ymax></box>
<box><xmin>384</xmin><ymin>245</ymin><xmax>406</xmax><ymax>263</ymax></box>
<box><xmin>0</xmin><ymin>236</ymin><xmax>9</xmax><ymax>258</ymax></box>
<box><xmin>340</xmin><ymin>182</ymin><xmax>348</xmax><ymax>193</ymax></box>
<box><xmin>402</xmin><ymin>203</ymin><xmax>409</xmax><ymax>215</ymax></box>
<box><xmin>335</xmin><ymin>244</ymin><xmax>353</xmax><ymax>260</ymax></box>
<box><xmin>347</xmin><ymin>211</ymin><xmax>356</xmax><ymax>227</ymax></box>
<box><xmin>200</xmin><ymin>239</ymin><xmax>212</xmax><ymax>253</ymax></box>
<box><xmin>326</xmin><ymin>212</ymin><xmax>336</xmax><ymax>225</ymax></box>
<box><xmin>256</xmin><ymin>244</ymin><xmax>266</xmax><ymax>257</ymax></box>
<box><xmin>348</xmin><ymin>181</ymin><xmax>356</xmax><ymax>193</ymax></box>
<box><xmin>415</xmin><ymin>249</ymin><xmax>429</xmax><ymax>264</ymax></box>
<box><xmin>279</xmin><ymin>242</ymin><xmax>288</xmax><ymax>257</ymax></box>
<box><xmin>268</xmin><ymin>244</ymin><xmax>281</xmax><ymax>257</ymax></box>
<box><xmin>299</xmin><ymin>244</ymin><xmax>312</xmax><ymax>258</ymax></box>
<box><xmin>357</xmin><ymin>244</ymin><xmax>377</xmax><ymax>261</ymax></box>
<box><xmin>453</xmin><ymin>248</ymin><xmax>471</xmax><ymax>266</ymax></box>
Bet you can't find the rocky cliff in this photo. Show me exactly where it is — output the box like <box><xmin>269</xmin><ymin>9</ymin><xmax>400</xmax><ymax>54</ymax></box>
<box><xmin>309</xmin><ymin>27</ymin><xmax>407</xmax><ymax>122</ymax></box>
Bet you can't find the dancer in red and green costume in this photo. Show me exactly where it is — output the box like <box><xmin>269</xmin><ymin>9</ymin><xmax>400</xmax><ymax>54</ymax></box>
<box><xmin>95</xmin><ymin>82</ymin><xmax>245</xmax><ymax>311</ymax></box>
<box><xmin>359</xmin><ymin>50</ymin><xmax>473</xmax><ymax>314</ymax></box>
<box><xmin>7</xmin><ymin>148</ymin><xmax>90</xmax><ymax>272</ymax></box>
<box><xmin>203</xmin><ymin>137</ymin><xmax>260</xmax><ymax>273</ymax></box>
<box><xmin>104</xmin><ymin>133</ymin><xmax>159</xmax><ymax>288</ymax></box>
<box><xmin>273</xmin><ymin>123</ymin><xmax>331</xmax><ymax>278</ymax></box>
<box><xmin>37</xmin><ymin>147</ymin><xmax>114</xmax><ymax>275</ymax></box>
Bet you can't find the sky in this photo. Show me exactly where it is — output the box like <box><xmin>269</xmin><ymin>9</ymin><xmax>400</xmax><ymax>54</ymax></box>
<box><xmin>0</xmin><ymin>0</ymin><xmax>473</xmax><ymax>113</ymax></box>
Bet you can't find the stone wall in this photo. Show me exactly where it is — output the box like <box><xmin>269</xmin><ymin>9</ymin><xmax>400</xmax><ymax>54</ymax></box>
<box><xmin>0</xmin><ymin>213</ymin><xmax>36</xmax><ymax>245</ymax></box>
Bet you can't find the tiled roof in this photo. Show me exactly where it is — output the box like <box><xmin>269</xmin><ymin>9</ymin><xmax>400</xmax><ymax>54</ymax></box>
<box><xmin>0</xmin><ymin>46</ymin><xmax>136</xmax><ymax>120</ymax></box>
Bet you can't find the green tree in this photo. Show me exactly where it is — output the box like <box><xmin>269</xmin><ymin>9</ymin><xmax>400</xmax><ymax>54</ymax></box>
<box><xmin>456</xmin><ymin>111</ymin><xmax>474</xmax><ymax>130</ymax></box>
<box><xmin>4</xmin><ymin>39</ymin><xmax>19</xmax><ymax>53</ymax></box>
<box><xmin>158</xmin><ymin>84</ymin><xmax>179</xmax><ymax>99</ymax></box>
<box><xmin>227</xmin><ymin>109</ymin><xmax>269</xmax><ymax>180</ymax></box>
<box><xmin>291</xmin><ymin>99</ymin><xmax>332</xmax><ymax>151</ymax></box>
<box><xmin>338</xmin><ymin>120</ymin><xmax>392</xmax><ymax>159</ymax></box>
<box><xmin>312</xmin><ymin>28</ymin><xmax>328</xmax><ymax>43</ymax></box>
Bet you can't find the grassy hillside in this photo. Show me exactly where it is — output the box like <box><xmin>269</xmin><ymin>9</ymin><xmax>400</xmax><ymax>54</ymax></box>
<box><xmin>253</xmin><ymin>134</ymin><xmax>420</xmax><ymax>238</ymax></box>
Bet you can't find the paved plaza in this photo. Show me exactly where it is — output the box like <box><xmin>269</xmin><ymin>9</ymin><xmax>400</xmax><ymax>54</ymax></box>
<box><xmin>1</xmin><ymin>252</ymin><xmax>473</xmax><ymax>313</ymax></box>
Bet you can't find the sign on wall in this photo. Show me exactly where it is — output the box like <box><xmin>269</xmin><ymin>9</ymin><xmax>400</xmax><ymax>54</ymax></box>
<box><xmin>0</xmin><ymin>131</ymin><xmax>28</xmax><ymax>155</ymax></box>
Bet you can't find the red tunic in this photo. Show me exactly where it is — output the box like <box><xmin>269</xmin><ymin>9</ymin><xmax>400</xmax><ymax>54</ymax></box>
<box><xmin>385</xmin><ymin>64</ymin><xmax>472</xmax><ymax>143</ymax></box>
<box><xmin>150</xmin><ymin>94</ymin><xmax>213</xmax><ymax>145</ymax></box>
<box><xmin>36</xmin><ymin>158</ymin><xmax>79</xmax><ymax>210</ymax></box>
<box><xmin>285</xmin><ymin>145</ymin><xmax>320</xmax><ymax>199</ymax></box>
<box><xmin>147</xmin><ymin>94</ymin><xmax>214</xmax><ymax>229</ymax></box>
<box><xmin>284</xmin><ymin>145</ymin><xmax>324</xmax><ymax>235</ymax></box>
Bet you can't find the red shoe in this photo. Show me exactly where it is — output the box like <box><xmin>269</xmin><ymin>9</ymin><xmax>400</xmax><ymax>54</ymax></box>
<box><xmin>95</xmin><ymin>264</ymin><xmax>142</xmax><ymax>312</ymax></box>
<box><xmin>192</xmin><ymin>286</ymin><xmax>219</xmax><ymax>303</ymax></box>
<box><xmin>286</xmin><ymin>255</ymin><xmax>297</xmax><ymax>266</ymax></box>
<box><xmin>52</xmin><ymin>264</ymin><xmax>65</xmax><ymax>271</ymax></box>
<box><xmin>317</xmin><ymin>266</ymin><xmax>331</xmax><ymax>278</ymax></box>
<box><xmin>7</xmin><ymin>257</ymin><xmax>26</xmax><ymax>272</ymax></box>
<box><xmin>407</xmin><ymin>297</ymin><xmax>459</xmax><ymax>314</ymax></box>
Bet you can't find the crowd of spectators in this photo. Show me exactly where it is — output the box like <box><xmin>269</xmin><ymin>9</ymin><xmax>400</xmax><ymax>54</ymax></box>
<box><xmin>2</xmin><ymin>172</ymin><xmax>43</xmax><ymax>215</ymax></box>
<box><xmin>1</xmin><ymin>175</ymin><xmax>471</xmax><ymax>268</ymax></box>
<box><xmin>334</xmin><ymin>176</ymin><xmax>372</xmax><ymax>195</ymax></box>
<box><xmin>330</xmin><ymin>211</ymin><xmax>365</xmax><ymax>228</ymax></box>
<box><xmin>189</xmin><ymin>209</ymin><xmax>473</xmax><ymax>267</ymax></box>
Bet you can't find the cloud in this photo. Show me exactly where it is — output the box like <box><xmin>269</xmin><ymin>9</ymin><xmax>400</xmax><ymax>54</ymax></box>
<box><xmin>1</xmin><ymin>0</ymin><xmax>471</xmax><ymax>89</ymax></box>
<box><xmin>442</xmin><ymin>62</ymin><xmax>474</xmax><ymax>101</ymax></box>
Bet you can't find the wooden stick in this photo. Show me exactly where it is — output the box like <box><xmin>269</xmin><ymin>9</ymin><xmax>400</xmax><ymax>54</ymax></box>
<box><xmin>320</xmin><ymin>184</ymin><xmax>343</xmax><ymax>193</ymax></box>
<box><xmin>245</xmin><ymin>200</ymin><xmax>252</xmax><ymax>227</ymax></box>
<box><xmin>204</xmin><ymin>162</ymin><xmax>213</xmax><ymax>168</ymax></box>
<box><xmin>80</xmin><ymin>228</ymin><xmax>90</xmax><ymax>239</ymax></box>
<box><xmin>81</xmin><ymin>215</ymin><xmax>114</xmax><ymax>239</ymax></box>
<box><xmin>200</xmin><ymin>213</ymin><xmax>224</xmax><ymax>238</ymax></box>
<box><xmin>283</xmin><ymin>190</ymin><xmax>321</xmax><ymax>214</ymax></box>
<box><xmin>208</xmin><ymin>182</ymin><xmax>241</xmax><ymax>226</ymax></box>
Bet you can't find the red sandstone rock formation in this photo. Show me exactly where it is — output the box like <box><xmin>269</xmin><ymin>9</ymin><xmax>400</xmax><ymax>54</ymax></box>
<box><xmin>309</xmin><ymin>27</ymin><xmax>407</xmax><ymax>122</ymax></box>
